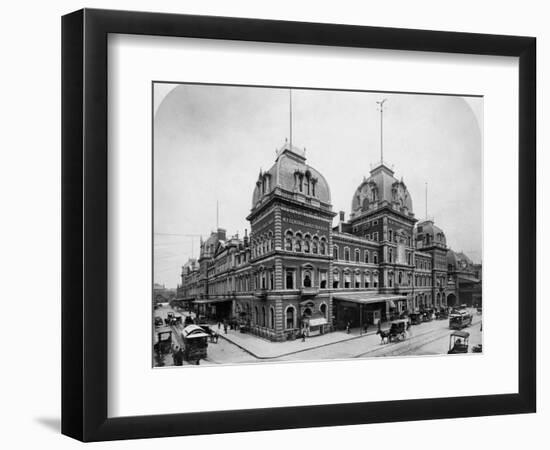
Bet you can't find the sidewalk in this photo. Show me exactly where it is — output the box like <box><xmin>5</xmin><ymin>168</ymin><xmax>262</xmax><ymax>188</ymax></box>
<box><xmin>217</xmin><ymin>326</ymin><xmax>381</xmax><ymax>359</ymax></box>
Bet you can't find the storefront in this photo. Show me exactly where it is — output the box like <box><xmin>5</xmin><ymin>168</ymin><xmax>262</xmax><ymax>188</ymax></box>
<box><xmin>303</xmin><ymin>312</ymin><xmax>328</xmax><ymax>336</ymax></box>
<box><xmin>332</xmin><ymin>292</ymin><xmax>407</xmax><ymax>330</ymax></box>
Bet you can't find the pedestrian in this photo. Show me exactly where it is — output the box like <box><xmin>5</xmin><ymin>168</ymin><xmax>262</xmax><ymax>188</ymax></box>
<box><xmin>223</xmin><ymin>322</ymin><xmax>228</xmax><ymax>334</ymax></box>
<box><xmin>217</xmin><ymin>321</ymin><xmax>221</xmax><ymax>330</ymax></box>
<box><xmin>346</xmin><ymin>321</ymin><xmax>351</xmax><ymax>334</ymax></box>
<box><xmin>172</xmin><ymin>346</ymin><xmax>184</xmax><ymax>366</ymax></box>
<box><xmin>363</xmin><ymin>323</ymin><xmax>368</xmax><ymax>334</ymax></box>
<box><xmin>301</xmin><ymin>329</ymin><xmax>306</xmax><ymax>342</ymax></box>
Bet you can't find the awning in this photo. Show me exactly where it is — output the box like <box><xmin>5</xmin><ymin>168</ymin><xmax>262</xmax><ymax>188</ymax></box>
<box><xmin>309</xmin><ymin>317</ymin><xmax>328</xmax><ymax>327</ymax></box>
<box><xmin>193</xmin><ymin>297</ymin><xmax>233</xmax><ymax>304</ymax></box>
<box><xmin>332</xmin><ymin>292</ymin><xmax>407</xmax><ymax>305</ymax></box>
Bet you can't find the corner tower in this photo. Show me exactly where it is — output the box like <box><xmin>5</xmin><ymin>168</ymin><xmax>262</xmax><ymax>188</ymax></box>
<box><xmin>246</xmin><ymin>141</ymin><xmax>336</xmax><ymax>340</ymax></box>
<box><xmin>347</xmin><ymin>161</ymin><xmax>417</xmax><ymax>293</ymax></box>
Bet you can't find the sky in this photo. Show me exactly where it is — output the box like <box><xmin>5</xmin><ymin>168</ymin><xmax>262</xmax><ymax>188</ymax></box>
<box><xmin>154</xmin><ymin>83</ymin><xmax>483</xmax><ymax>288</ymax></box>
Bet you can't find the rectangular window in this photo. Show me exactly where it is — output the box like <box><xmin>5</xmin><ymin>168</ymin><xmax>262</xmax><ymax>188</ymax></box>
<box><xmin>344</xmin><ymin>273</ymin><xmax>351</xmax><ymax>289</ymax></box>
<box><xmin>319</xmin><ymin>271</ymin><xmax>327</xmax><ymax>289</ymax></box>
<box><xmin>285</xmin><ymin>270</ymin><xmax>294</xmax><ymax>289</ymax></box>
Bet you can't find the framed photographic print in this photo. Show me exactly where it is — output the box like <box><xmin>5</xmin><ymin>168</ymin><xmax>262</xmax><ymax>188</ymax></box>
<box><xmin>62</xmin><ymin>8</ymin><xmax>536</xmax><ymax>442</ymax></box>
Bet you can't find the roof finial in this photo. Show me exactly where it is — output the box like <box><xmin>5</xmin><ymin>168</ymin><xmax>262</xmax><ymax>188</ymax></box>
<box><xmin>376</xmin><ymin>99</ymin><xmax>387</xmax><ymax>164</ymax></box>
<box><xmin>289</xmin><ymin>89</ymin><xmax>293</xmax><ymax>149</ymax></box>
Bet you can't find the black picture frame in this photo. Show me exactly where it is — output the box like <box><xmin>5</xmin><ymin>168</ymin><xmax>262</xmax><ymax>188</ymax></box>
<box><xmin>62</xmin><ymin>8</ymin><xmax>536</xmax><ymax>442</ymax></box>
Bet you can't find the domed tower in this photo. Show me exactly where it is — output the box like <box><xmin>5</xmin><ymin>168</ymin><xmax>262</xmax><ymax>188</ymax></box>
<box><xmin>246</xmin><ymin>140</ymin><xmax>336</xmax><ymax>341</ymax></box>
<box><xmin>343</xmin><ymin>162</ymin><xmax>417</xmax><ymax>300</ymax></box>
<box><xmin>350</xmin><ymin>164</ymin><xmax>414</xmax><ymax>220</ymax></box>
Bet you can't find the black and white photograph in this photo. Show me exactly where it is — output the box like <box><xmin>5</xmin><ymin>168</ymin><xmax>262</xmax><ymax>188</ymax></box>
<box><xmin>152</xmin><ymin>83</ymin><xmax>483</xmax><ymax>367</ymax></box>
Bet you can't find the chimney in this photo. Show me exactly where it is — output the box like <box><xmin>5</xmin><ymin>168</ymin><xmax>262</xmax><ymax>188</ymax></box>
<box><xmin>243</xmin><ymin>229</ymin><xmax>249</xmax><ymax>247</ymax></box>
<box><xmin>338</xmin><ymin>211</ymin><xmax>345</xmax><ymax>232</ymax></box>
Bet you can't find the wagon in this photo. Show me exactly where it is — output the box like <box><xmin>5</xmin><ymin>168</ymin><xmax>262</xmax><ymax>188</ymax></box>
<box><xmin>182</xmin><ymin>325</ymin><xmax>209</xmax><ymax>363</ymax></box>
<box><xmin>448</xmin><ymin>330</ymin><xmax>469</xmax><ymax>354</ymax></box>
<box><xmin>409</xmin><ymin>312</ymin><xmax>423</xmax><ymax>325</ymax></box>
<box><xmin>153</xmin><ymin>328</ymin><xmax>173</xmax><ymax>354</ymax></box>
<box><xmin>389</xmin><ymin>319</ymin><xmax>409</xmax><ymax>342</ymax></box>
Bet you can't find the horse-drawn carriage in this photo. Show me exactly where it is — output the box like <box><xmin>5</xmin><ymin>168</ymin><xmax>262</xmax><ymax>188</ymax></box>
<box><xmin>182</xmin><ymin>325</ymin><xmax>209</xmax><ymax>364</ymax></box>
<box><xmin>164</xmin><ymin>312</ymin><xmax>183</xmax><ymax>326</ymax></box>
<box><xmin>389</xmin><ymin>319</ymin><xmax>409</xmax><ymax>342</ymax></box>
<box><xmin>409</xmin><ymin>312</ymin><xmax>423</xmax><ymax>325</ymax></box>
<box><xmin>153</xmin><ymin>327</ymin><xmax>173</xmax><ymax>354</ymax></box>
<box><xmin>448</xmin><ymin>330</ymin><xmax>469</xmax><ymax>354</ymax></box>
<box><xmin>422</xmin><ymin>308</ymin><xmax>435</xmax><ymax>322</ymax></box>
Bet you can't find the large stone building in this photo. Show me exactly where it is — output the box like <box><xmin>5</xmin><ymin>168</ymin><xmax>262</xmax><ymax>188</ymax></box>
<box><xmin>176</xmin><ymin>141</ymin><xmax>481</xmax><ymax>341</ymax></box>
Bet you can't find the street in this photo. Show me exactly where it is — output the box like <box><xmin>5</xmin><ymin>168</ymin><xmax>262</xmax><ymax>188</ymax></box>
<box><xmin>153</xmin><ymin>305</ymin><xmax>483</xmax><ymax>367</ymax></box>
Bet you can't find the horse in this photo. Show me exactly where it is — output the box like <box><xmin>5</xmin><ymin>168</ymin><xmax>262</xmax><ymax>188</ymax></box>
<box><xmin>376</xmin><ymin>329</ymin><xmax>391</xmax><ymax>344</ymax></box>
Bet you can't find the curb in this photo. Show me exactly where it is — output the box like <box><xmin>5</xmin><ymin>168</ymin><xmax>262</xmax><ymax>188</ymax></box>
<box><xmin>218</xmin><ymin>329</ymin><xmax>379</xmax><ymax>360</ymax></box>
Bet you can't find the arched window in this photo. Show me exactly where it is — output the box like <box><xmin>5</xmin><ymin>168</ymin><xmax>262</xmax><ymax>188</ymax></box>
<box><xmin>286</xmin><ymin>306</ymin><xmax>295</xmax><ymax>329</ymax></box>
<box><xmin>365</xmin><ymin>272</ymin><xmax>370</xmax><ymax>288</ymax></box>
<box><xmin>270</xmin><ymin>307</ymin><xmax>275</xmax><ymax>329</ymax></box>
<box><xmin>262</xmin><ymin>306</ymin><xmax>266</xmax><ymax>327</ymax></box>
<box><xmin>355</xmin><ymin>249</ymin><xmax>360</xmax><ymax>263</ymax></box>
<box><xmin>333</xmin><ymin>270</ymin><xmax>340</xmax><ymax>288</ymax></box>
<box><xmin>304</xmin><ymin>235</ymin><xmax>311</xmax><ymax>253</ymax></box>
<box><xmin>398</xmin><ymin>271</ymin><xmax>403</xmax><ymax>285</ymax></box>
<box><xmin>333</xmin><ymin>245</ymin><xmax>339</xmax><ymax>260</ymax></box>
<box><xmin>320</xmin><ymin>303</ymin><xmax>327</xmax><ymax>318</ymax></box>
<box><xmin>373</xmin><ymin>253</ymin><xmax>378</xmax><ymax>264</ymax></box>
<box><xmin>344</xmin><ymin>272</ymin><xmax>351</xmax><ymax>289</ymax></box>
<box><xmin>312</xmin><ymin>237</ymin><xmax>319</xmax><ymax>254</ymax></box>
<box><xmin>254</xmin><ymin>306</ymin><xmax>259</xmax><ymax>324</ymax></box>
<box><xmin>294</xmin><ymin>233</ymin><xmax>302</xmax><ymax>252</ymax></box>
<box><xmin>354</xmin><ymin>271</ymin><xmax>361</xmax><ymax>288</ymax></box>
<box><xmin>285</xmin><ymin>231</ymin><xmax>293</xmax><ymax>251</ymax></box>
<box><xmin>373</xmin><ymin>271</ymin><xmax>379</xmax><ymax>288</ymax></box>
<box><xmin>388</xmin><ymin>248</ymin><xmax>393</xmax><ymax>263</ymax></box>
<box><xmin>388</xmin><ymin>272</ymin><xmax>394</xmax><ymax>287</ymax></box>
<box><xmin>320</xmin><ymin>238</ymin><xmax>327</xmax><ymax>255</ymax></box>
<box><xmin>389</xmin><ymin>230</ymin><xmax>393</xmax><ymax>242</ymax></box>
<box><xmin>365</xmin><ymin>251</ymin><xmax>369</xmax><ymax>263</ymax></box>
<box><xmin>319</xmin><ymin>271</ymin><xmax>327</xmax><ymax>289</ymax></box>
<box><xmin>303</xmin><ymin>270</ymin><xmax>312</xmax><ymax>288</ymax></box>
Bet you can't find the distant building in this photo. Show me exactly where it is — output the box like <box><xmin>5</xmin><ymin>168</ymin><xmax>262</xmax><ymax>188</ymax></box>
<box><xmin>176</xmin><ymin>142</ymin><xmax>481</xmax><ymax>341</ymax></box>
<box><xmin>153</xmin><ymin>283</ymin><xmax>176</xmax><ymax>304</ymax></box>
